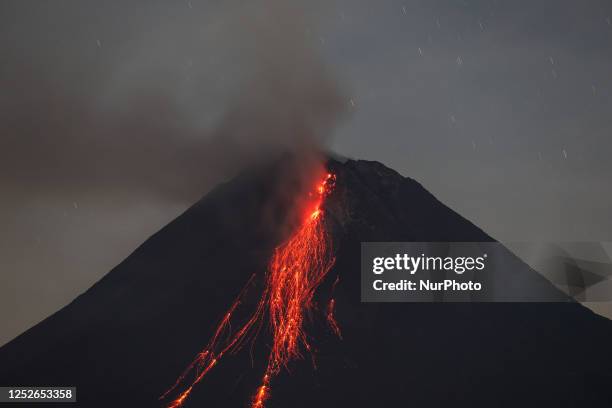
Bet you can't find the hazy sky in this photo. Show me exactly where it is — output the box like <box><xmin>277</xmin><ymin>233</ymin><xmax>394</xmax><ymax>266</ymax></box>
<box><xmin>1</xmin><ymin>0</ymin><xmax>612</xmax><ymax>346</ymax></box>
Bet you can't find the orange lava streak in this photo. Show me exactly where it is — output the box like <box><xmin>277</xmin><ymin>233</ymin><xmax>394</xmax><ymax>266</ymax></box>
<box><xmin>162</xmin><ymin>171</ymin><xmax>338</xmax><ymax>408</ymax></box>
<box><xmin>160</xmin><ymin>273</ymin><xmax>266</xmax><ymax>406</ymax></box>
<box><xmin>251</xmin><ymin>374</ymin><xmax>270</xmax><ymax>408</ymax></box>
<box><xmin>249</xmin><ymin>173</ymin><xmax>336</xmax><ymax>407</ymax></box>
<box><xmin>265</xmin><ymin>178</ymin><xmax>335</xmax><ymax>374</ymax></box>
<box><xmin>327</xmin><ymin>276</ymin><xmax>342</xmax><ymax>339</ymax></box>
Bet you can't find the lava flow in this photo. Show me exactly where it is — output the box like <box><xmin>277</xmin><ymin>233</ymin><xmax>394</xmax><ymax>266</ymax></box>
<box><xmin>161</xmin><ymin>170</ymin><xmax>339</xmax><ymax>408</ymax></box>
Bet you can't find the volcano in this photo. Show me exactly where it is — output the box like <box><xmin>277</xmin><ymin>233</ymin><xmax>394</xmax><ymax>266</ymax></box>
<box><xmin>1</xmin><ymin>157</ymin><xmax>611</xmax><ymax>407</ymax></box>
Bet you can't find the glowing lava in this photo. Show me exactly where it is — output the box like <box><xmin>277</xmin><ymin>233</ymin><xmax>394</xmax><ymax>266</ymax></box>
<box><xmin>161</xmin><ymin>170</ymin><xmax>339</xmax><ymax>408</ymax></box>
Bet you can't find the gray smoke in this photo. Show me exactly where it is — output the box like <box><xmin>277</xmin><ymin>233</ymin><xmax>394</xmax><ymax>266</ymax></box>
<box><xmin>0</xmin><ymin>0</ymin><xmax>346</xmax><ymax>202</ymax></box>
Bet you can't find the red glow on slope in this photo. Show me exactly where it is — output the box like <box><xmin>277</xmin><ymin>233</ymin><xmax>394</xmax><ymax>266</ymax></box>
<box><xmin>250</xmin><ymin>172</ymin><xmax>336</xmax><ymax>407</ymax></box>
<box><xmin>162</xmin><ymin>170</ymin><xmax>339</xmax><ymax>408</ymax></box>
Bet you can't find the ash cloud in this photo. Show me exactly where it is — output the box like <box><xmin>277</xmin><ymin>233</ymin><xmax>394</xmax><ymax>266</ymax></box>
<box><xmin>0</xmin><ymin>0</ymin><xmax>346</xmax><ymax>203</ymax></box>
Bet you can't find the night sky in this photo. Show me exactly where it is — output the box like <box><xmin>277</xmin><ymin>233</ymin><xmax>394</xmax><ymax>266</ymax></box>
<box><xmin>1</xmin><ymin>0</ymin><xmax>612</xmax><ymax>345</ymax></box>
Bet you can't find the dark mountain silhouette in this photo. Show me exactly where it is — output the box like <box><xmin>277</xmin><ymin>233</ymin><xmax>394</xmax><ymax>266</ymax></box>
<box><xmin>1</xmin><ymin>157</ymin><xmax>611</xmax><ymax>407</ymax></box>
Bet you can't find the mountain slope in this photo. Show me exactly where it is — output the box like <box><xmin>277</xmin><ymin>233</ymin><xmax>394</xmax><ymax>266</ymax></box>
<box><xmin>1</xmin><ymin>158</ymin><xmax>611</xmax><ymax>407</ymax></box>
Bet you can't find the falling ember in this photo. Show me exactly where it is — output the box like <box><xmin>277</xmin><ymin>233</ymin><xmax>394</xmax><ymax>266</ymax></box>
<box><xmin>161</xmin><ymin>169</ymin><xmax>339</xmax><ymax>408</ymax></box>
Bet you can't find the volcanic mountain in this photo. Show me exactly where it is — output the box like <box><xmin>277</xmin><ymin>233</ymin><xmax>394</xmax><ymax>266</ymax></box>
<box><xmin>1</xmin><ymin>157</ymin><xmax>611</xmax><ymax>407</ymax></box>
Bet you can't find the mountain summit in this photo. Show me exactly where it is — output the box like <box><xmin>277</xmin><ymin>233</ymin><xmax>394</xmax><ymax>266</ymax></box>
<box><xmin>1</xmin><ymin>158</ymin><xmax>611</xmax><ymax>407</ymax></box>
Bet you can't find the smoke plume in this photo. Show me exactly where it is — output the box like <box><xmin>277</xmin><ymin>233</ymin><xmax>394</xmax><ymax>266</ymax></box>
<box><xmin>0</xmin><ymin>0</ymin><xmax>346</xmax><ymax>202</ymax></box>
